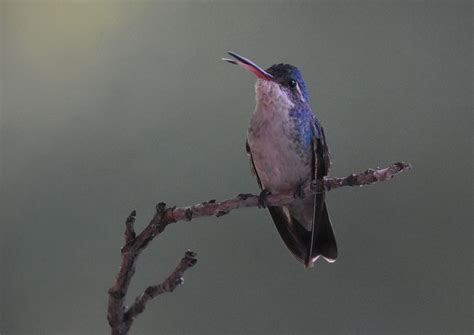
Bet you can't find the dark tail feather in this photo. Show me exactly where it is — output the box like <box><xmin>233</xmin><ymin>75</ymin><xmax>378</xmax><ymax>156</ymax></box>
<box><xmin>313</xmin><ymin>203</ymin><xmax>337</xmax><ymax>263</ymax></box>
<box><xmin>268</xmin><ymin>206</ymin><xmax>310</xmax><ymax>265</ymax></box>
<box><xmin>305</xmin><ymin>190</ymin><xmax>337</xmax><ymax>266</ymax></box>
<box><xmin>268</xmin><ymin>203</ymin><xmax>337</xmax><ymax>267</ymax></box>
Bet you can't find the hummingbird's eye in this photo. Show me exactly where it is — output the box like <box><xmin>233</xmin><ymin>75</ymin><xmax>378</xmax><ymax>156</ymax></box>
<box><xmin>288</xmin><ymin>79</ymin><xmax>297</xmax><ymax>88</ymax></box>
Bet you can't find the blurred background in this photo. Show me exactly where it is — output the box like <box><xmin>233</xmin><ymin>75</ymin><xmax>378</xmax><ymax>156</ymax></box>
<box><xmin>0</xmin><ymin>1</ymin><xmax>471</xmax><ymax>334</ymax></box>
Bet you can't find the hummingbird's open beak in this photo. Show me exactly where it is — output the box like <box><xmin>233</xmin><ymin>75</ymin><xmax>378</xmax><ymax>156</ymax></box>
<box><xmin>222</xmin><ymin>51</ymin><xmax>274</xmax><ymax>80</ymax></box>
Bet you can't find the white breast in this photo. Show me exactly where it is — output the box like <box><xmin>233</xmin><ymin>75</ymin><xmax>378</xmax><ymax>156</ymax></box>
<box><xmin>247</xmin><ymin>80</ymin><xmax>311</xmax><ymax>193</ymax></box>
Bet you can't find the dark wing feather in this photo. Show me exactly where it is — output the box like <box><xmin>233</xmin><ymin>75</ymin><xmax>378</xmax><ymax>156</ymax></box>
<box><xmin>307</xmin><ymin>119</ymin><xmax>337</xmax><ymax>265</ymax></box>
<box><xmin>312</xmin><ymin>118</ymin><xmax>330</xmax><ymax>178</ymax></box>
<box><xmin>246</xmin><ymin>141</ymin><xmax>262</xmax><ymax>189</ymax></box>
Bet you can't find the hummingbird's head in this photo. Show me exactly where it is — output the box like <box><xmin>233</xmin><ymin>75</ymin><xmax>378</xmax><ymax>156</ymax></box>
<box><xmin>223</xmin><ymin>51</ymin><xmax>309</xmax><ymax>108</ymax></box>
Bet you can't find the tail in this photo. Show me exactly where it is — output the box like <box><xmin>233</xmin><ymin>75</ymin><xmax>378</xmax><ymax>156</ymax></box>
<box><xmin>268</xmin><ymin>201</ymin><xmax>337</xmax><ymax>267</ymax></box>
<box><xmin>305</xmin><ymin>185</ymin><xmax>337</xmax><ymax>267</ymax></box>
<box><xmin>310</xmin><ymin>203</ymin><xmax>337</xmax><ymax>265</ymax></box>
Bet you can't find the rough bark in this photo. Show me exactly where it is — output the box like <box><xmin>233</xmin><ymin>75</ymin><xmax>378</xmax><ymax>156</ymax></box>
<box><xmin>107</xmin><ymin>161</ymin><xmax>411</xmax><ymax>335</ymax></box>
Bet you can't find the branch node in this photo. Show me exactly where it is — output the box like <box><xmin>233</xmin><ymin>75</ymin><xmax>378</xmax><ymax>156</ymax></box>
<box><xmin>397</xmin><ymin>161</ymin><xmax>410</xmax><ymax>170</ymax></box>
<box><xmin>366</xmin><ymin>168</ymin><xmax>375</xmax><ymax>174</ymax></box>
<box><xmin>346</xmin><ymin>173</ymin><xmax>358</xmax><ymax>186</ymax></box>
<box><xmin>238</xmin><ymin>193</ymin><xmax>253</xmax><ymax>200</ymax></box>
<box><xmin>156</xmin><ymin>202</ymin><xmax>167</xmax><ymax>214</ymax></box>
<box><xmin>184</xmin><ymin>250</ymin><xmax>198</xmax><ymax>266</ymax></box>
<box><xmin>144</xmin><ymin>286</ymin><xmax>158</xmax><ymax>298</ymax></box>
<box><xmin>216</xmin><ymin>210</ymin><xmax>229</xmax><ymax>217</ymax></box>
<box><xmin>108</xmin><ymin>288</ymin><xmax>126</xmax><ymax>299</ymax></box>
<box><xmin>185</xmin><ymin>208</ymin><xmax>193</xmax><ymax>221</ymax></box>
<box><xmin>124</xmin><ymin>210</ymin><xmax>137</xmax><ymax>244</ymax></box>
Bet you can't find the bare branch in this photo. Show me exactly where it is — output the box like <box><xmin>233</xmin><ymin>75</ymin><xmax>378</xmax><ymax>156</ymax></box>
<box><xmin>107</xmin><ymin>161</ymin><xmax>411</xmax><ymax>335</ymax></box>
<box><xmin>123</xmin><ymin>251</ymin><xmax>197</xmax><ymax>330</ymax></box>
<box><xmin>165</xmin><ymin>162</ymin><xmax>411</xmax><ymax>224</ymax></box>
<box><xmin>107</xmin><ymin>203</ymin><xmax>176</xmax><ymax>335</ymax></box>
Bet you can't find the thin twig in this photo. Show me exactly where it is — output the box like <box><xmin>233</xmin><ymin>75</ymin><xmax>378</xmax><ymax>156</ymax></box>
<box><xmin>107</xmin><ymin>161</ymin><xmax>411</xmax><ymax>335</ymax></box>
<box><xmin>122</xmin><ymin>250</ymin><xmax>197</xmax><ymax>331</ymax></box>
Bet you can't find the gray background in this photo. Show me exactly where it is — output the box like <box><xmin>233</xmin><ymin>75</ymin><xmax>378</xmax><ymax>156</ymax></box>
<box><xmin>1</xmin><ymin>1</ymin><xmax>472</xmax><ymax>334</ymax></box>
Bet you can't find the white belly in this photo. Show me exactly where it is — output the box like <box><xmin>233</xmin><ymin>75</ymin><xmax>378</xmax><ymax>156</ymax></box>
<box><xmin>247</xmin><ymin>106</ymin><xmax>311</xmax><ymax>193</ymax></box>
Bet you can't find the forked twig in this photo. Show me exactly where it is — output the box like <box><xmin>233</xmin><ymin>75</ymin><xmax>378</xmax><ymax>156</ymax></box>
<box><xmin>107</xmin><ymin>162</ymin><xmax>411</xmax><ymax>335</ymax></box>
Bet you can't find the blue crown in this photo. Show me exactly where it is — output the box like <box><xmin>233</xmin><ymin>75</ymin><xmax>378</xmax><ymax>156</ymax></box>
<box><xmin>266</xmin><ymin>64</ymin><xmax>309</xmax><ymax>101</ymax></box>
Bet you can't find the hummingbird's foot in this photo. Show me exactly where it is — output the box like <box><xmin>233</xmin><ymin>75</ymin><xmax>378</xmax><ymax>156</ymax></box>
<box><xmin>293</xmin><ymin>183</ymin><xmax>306</xmax><ymax>199</ymax></box>
<box><xmin>258</xmin><ymin>189</ymin><xmax>271</xmax><ymax>208</ymax></box>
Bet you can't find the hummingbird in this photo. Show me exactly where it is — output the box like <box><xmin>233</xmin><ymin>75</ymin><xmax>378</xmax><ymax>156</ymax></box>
<box><xmin>223</xmin><ymin>51</ymin><xmax>337</xmax><ymax>267</ymax></box>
